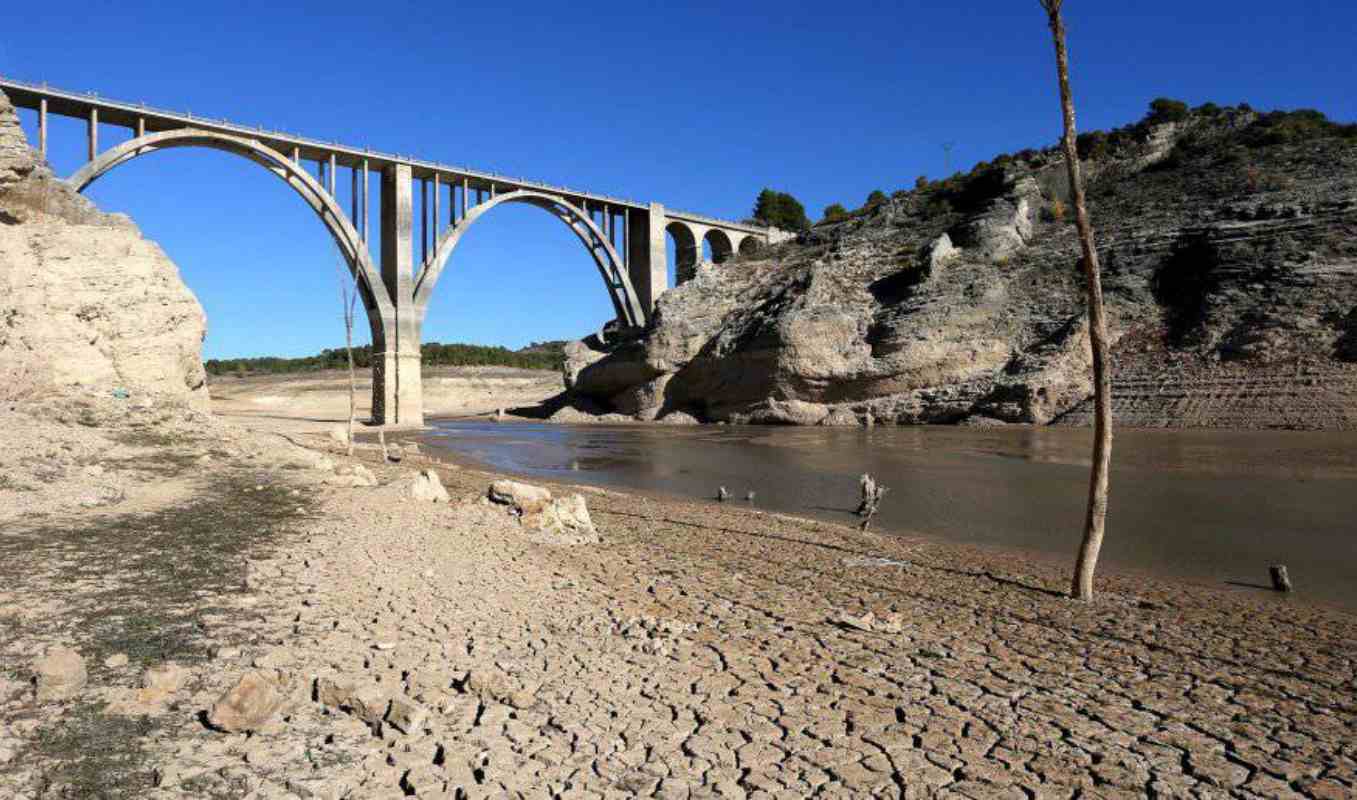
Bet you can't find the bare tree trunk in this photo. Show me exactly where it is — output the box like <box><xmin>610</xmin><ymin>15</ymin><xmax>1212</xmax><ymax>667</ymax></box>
<box><xmin>1042</xmin><ymin>0</ymin><xmax>1113</xmax><ymax>601</ymax></box>
<box><xmin>344</xmin><ymin>302</ymin><xmax>356</xmax><ymax>458</ymax></box>
<box><xmin>335</xmin><ymin>253</ymin><xmax>359</xmax><ymax>457</ymax></box>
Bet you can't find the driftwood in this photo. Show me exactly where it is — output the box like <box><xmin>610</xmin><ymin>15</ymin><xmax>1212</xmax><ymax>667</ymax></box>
<box><xmin>1270</xmin><ymin>564</ymin><xmax>1293</xmax><ymax>593</ymax></box>
<box><xmin>856</xmin><ymin>473</ymin><xmax>888</xmax><ymax>531</ymax></box>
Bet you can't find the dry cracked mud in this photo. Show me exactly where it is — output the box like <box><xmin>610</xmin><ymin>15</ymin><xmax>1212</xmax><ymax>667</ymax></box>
<box><xmin>2</xmin><ymin>399</ymin><xmax>1355</xmax><ymax>799</ymax></box>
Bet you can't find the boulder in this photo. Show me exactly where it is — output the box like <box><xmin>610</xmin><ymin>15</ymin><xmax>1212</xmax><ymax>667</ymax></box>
<box><xmin>410</xmin><ymin>469</ymin><xmax>449</xmax><ymax>503</ymax></box>
<box><xmin>316</xmin><ymin>677</ymin><xmax>388</xmax><ymax>728</ymax></box>
<box><xmin>32</xmin><ymin>646</ymin><xmax>86</xmax><ymax>702</ymax></box>
<box><xmin>207</xmin><ymin>669</ymin><xmax>299</xmax><ymax>733</ymax></box>
<box><xmin>523</xmin><ymin>493</ymin><xmax>599</xmax><ymax>544</ymax></box>
<box><xmin>487</xmin><ymin>480</ymin><xmax>553</xmax><ymax>515</ymax></box>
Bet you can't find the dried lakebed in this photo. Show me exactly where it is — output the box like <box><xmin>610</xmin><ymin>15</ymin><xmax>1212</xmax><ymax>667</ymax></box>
<box><xmin>2</xmin><ymin>402</ymin><xmax>1355</xmax><ymax>798</ymax></box>
<box><xmin>415</xmin><ymin>420</ymin><xmax>1357</xmax><ymax>612</ymax></box>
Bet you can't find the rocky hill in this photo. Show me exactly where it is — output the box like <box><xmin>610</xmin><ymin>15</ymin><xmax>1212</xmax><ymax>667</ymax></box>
<box><xmin>0</xmin><ymin>90</ymin><xmax>208</xmax><ymax>409</ymax></box>
<box><xmin>566</xmin><ymin>103</ymin><xmax>1357</xmax><ymax>429</ymax></box>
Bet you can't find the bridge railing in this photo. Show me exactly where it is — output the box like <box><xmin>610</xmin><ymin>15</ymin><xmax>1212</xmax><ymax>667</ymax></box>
<box><xmin>1</xmin><ymin>74</ymin><xmax>771</xmax><ymax>235</ymax></box>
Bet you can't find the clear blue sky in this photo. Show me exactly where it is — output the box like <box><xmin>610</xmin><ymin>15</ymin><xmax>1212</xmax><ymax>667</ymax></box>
<box><xmin>4</xmin><ymin>1</ymin><xmax>1353</xmax><ymax>359</ymax></box>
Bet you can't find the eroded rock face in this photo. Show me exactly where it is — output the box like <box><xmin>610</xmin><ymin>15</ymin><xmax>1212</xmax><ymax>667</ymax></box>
<box><xmin>567</xmin><ymin>122</ymin><xmax>1357</xmax><ymax>429</ymax></box>
<box><xmin>0</xmin><ymin>89</ymin><xmax>208</xmax><ymax>408</ymax></box>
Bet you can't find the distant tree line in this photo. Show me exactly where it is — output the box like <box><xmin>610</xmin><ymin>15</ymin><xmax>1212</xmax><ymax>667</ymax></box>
<box><xmin>206</xmin><ymin>340</ymin><xmax>567</xmax><ymax>376</ymax></box>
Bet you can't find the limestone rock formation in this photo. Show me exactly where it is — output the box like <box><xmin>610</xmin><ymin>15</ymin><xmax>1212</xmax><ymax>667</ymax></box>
<box><xmin>0</xmin><ymin>89</ymin><xmax>208</xmax><ymax>408</ymax></box>
<box><xmin>567</xmin><ymin>108</ymin><xmax>1357</xmax><ymax>429</ymax></box>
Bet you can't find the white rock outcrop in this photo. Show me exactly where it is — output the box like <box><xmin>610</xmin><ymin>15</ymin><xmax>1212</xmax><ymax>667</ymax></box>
<box><xmin>0</xmin><ymin>89</ymin><xmax>208</xmax><ymax>408</ymax></box>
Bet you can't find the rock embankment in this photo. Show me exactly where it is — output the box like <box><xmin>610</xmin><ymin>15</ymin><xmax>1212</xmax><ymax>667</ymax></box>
<box><xmin>0</xmin><ymin>88</ymin><xmax>209</xmax><ymax>409</ymax></box>
<box><xmin>566</xmin><ymin>108</ymin><xmax>1357</xmax><ymax>429</ymax></box>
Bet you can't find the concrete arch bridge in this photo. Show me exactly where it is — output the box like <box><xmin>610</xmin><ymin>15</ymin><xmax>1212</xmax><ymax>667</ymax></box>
<box><xmin>1</xmin><ymin>78</ymin><xmax>789</xmax><ymax>425</ymax></box>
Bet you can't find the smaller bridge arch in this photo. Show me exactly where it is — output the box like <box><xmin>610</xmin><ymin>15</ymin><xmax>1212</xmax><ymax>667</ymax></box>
<box><xmin>665</xmin><ymin>220</ymin><xmax>700</xmax><ymax>286</ymax></box>
<box><xmin>702</xmin><ymin>229</ymin><xmax>734</xmax><ymax>264</ymax></box>
<box><xmin>735</xmin><ymin>233</ymin><xmax>762</xmax><ymax>256</ymax></box>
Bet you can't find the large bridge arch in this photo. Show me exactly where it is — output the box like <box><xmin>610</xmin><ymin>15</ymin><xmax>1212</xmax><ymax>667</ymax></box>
<box><xmin>67</xmin><ymin>129</ymin><xmax>392</xmax><ymax>323</ymax></box>
<box><xmin>414</xmin><ymin>190</ymin><xmax>646</xmax><ymax>330</ymax></box>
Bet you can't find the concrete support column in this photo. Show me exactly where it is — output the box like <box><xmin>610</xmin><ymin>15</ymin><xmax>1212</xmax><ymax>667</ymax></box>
<box><xmin>432</xmin><ymin>174</ymin><xmax>440</xmax><ymax>242</ymax></box>
<box><xmin>627</xmin><ymin>202</ymin><xmax>669</xmax><ymax>322</ymax></box>
<box><xmin>38</xmin><ymin>98</ymin><xmax>47</xmax><ymax>158</ymax></box>
<box><xmin>361</xmin><ymin>159</ymin><xmax>369</xmax><ymax>242</ymax></box>
<box><xmin>87</xmin><ymin>107</ymin><xmax>98</xmax><ymax>160</ymax></box>
<box><xmin>373</xmin><ymin>163</ymin><xmax>424</xmax><ymax>427</ymax></box>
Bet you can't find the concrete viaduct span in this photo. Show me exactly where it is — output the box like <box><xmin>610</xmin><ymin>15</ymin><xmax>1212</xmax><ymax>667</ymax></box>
<box><xmin>0</xmin><ymin>78</ymin><xmax>784</xmax><ymax>426</ymax></box>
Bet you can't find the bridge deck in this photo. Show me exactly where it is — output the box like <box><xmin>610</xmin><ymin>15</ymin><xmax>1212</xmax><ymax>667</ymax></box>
<box><xmin>0</xmin><ymin>77</ymin><xmax>764</xmax><ymax>235</ymax></box>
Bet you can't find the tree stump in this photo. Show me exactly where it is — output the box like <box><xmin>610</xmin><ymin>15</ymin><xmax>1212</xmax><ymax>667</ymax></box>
<box><xmin>1269</xmin><ymin>564</ymin><xmax>1293</xmax><ymax>593</ymax></box>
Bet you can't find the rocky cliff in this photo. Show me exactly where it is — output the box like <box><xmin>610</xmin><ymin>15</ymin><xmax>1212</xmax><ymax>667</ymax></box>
<box><xmin>0</xmin><ymin>90</ymin><xmax>209</xmax><ymax>408</ymax></box>
<box><xmin>567</xmin><ymin>105</ymin><xmax>1357</xmax><ymax>429</ymax></box>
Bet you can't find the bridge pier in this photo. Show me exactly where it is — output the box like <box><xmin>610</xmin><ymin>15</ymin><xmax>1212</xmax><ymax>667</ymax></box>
<box><xmin>373</xmin><ymin>163</ymin><xmax>424</xmax><ymax>427</ymax></box>
<box><xmin>630</xmin><ymin>203</ymin><xmax>669</xmax><ymax>316</ymax></box>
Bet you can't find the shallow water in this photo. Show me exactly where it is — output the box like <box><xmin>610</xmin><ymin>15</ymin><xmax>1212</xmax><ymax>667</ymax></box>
<box><xmin>417</xmin><ymin>420</ymin><xmax>1357</xmax><ymax>611</ymax></box>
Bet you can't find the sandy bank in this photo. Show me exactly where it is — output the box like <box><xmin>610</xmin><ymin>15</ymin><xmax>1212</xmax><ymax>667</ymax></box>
<box><xmin>208</xmin><ymin>365</ymin><xmax>564</xmax><ymax>434</ymax></box>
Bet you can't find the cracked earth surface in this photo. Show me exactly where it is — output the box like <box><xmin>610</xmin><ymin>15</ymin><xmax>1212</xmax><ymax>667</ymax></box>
<box><xmin>3</xmin><ymin>413</ymin><xmax>1356</xmax><ymax>799</ymax></box>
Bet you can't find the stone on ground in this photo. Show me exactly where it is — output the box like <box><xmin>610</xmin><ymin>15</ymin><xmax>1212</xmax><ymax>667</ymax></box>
<box><xmin>207</xmin><ymin>669</ymin><xmax>298</xmax><ymax>733</ymax></box>
<box><xmin>409</xmin><ymin>469</ymin><xmax>449</xmax><ymax>503</ymax></box>
<box><xmin>32</xmin><ymin>646</ymin><xmax>87</xmax><ymax>702</ymax></box>
<box><xmin>487</xmin><ymin>479</ymin><xmax>553</xmax><ymax>514</ymax></box>
<box><xmin>523</xmin><ymin>493</ymin><xmax>599</xmax><ymax>544</ymax></box>
<box><xmin>138</xmin><ymin>661</ymin><xmax>190</xmax><ymax>704</ymax></box>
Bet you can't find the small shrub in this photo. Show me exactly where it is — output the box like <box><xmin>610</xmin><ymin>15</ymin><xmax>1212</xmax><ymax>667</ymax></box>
<box><xmin>1045</xmin><ymin>199</ymin><xmax>1067</xmax><ymax>222</ymax></box>
<box><xmin>1076</xmin><ymin>130</ymin><xmax>1109</xmax><ymax>160</ymax></box>
<box><xmin>822</xmin><ymin>203</ymin><xmax>849</xmax><ymax>223</ymax></box>
<box><xmin>914</xmin><ymin>175</ymin><xmax>928</xmax><ymax>190</ymax></box>
<box><xmin>1145</xmin><ymin>97</ymin><xmax>1190</xmax><ymax>125</ymax></box>
<box><xmin>864</xmin><ymin>190</ymin><xmax>888</xmax><ymax>208</ymax></box>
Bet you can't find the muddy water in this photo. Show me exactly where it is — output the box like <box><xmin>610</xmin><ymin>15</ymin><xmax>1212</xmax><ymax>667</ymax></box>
<box><xmin>417</xmin><ymin>421</ymin><xmax>1357</xmax><ymax>610</ymax></box>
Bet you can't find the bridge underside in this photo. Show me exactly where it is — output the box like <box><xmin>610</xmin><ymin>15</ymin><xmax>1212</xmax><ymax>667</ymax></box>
<box><xmin>2</xmin><ymin>78</ymin><xmax>776</xmax><ymax>427</ymax></box>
